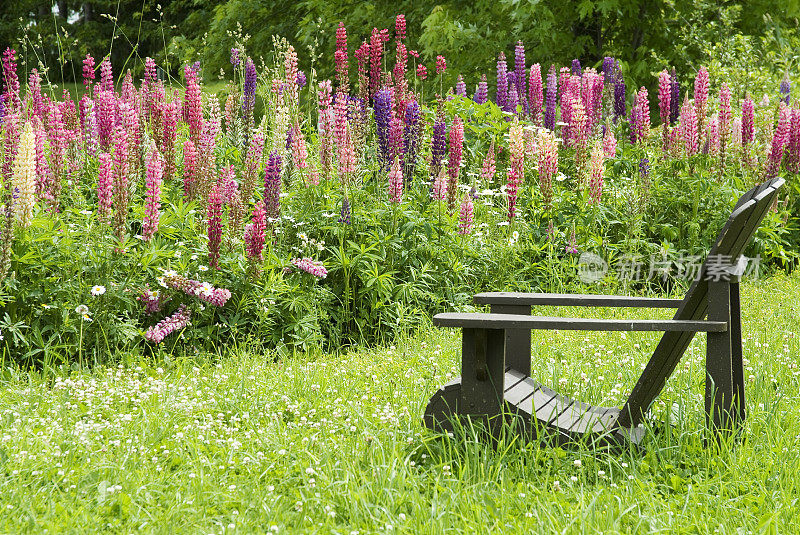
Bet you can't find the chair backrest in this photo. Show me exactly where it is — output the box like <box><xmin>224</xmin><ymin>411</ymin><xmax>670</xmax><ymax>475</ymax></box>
<box><xmin>617</xmin><ymin>177</ymin><xmax>785</xmax><ymax>428</ymax></box>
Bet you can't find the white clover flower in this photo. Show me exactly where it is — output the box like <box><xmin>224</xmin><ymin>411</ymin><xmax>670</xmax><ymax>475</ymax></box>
<box><xmin>91</xmin><ymin>285</ymin><xmax>106</xmax><ymax>296</ymax></box>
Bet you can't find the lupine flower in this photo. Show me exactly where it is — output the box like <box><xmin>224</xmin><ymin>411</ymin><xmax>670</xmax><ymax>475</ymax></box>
<box><xmin>164</xmin><ymin>273</ymin><xmax>231</xmax><ymax>306</ymax></box>
<box><xmin>335</xmin><ymin>23</ymin><xmax>349</xmax><ymax>92</ymax></box>
<box><xmin>100</xmin><ymin>57</ymin><xmax>113</xmax><ymax>92</ymax></box>
<box><xmin>506</xmin><ymin>165</ymin><xmax>521</xmax><ymax>220</ymax></box>
<box><xmin>496</xmin><ymin>53</ymin><xmax>508</xmax><ymax>110</ymax></box>
<box><xmin>144</xmin><ymin>304</ymin><xmax>192</xmax><ymax>343</ymax></box>
<box><xmin>481</xmin><ymin>142</ymin><xmax>497</xmax><ymax>183</ymax></box>
<box><xmin>780</xmin><ymin>74</ymin><xmax>791</xmax><ymax>105</ymax></box>
<box><xmin>95</xmin><ymin>89</ymin><xmax>116</xmax><ymax>150</ymax></box>
<box><xmin>436</xmin><ymin>55</ymin><xmax>446</xmax><ymax>74</ymax></box>
<box><xmin>185</xmin><ymin>66</ymin><xmax>203</xmax><ymax>146</ymax></box>
<box><xmin>529</xmin><ymin>64</ymin><xmax>543</xmax><ymax>125</ymax></box>
<box><xmin>388</xmin><ymin>115</ymin><xmax>403</xmax><ymax>163</ymax></box>
<box><xmin>291</xmin><ymin>257</ymin><xmax>328</xmax><ymax>278</ymax></box>
<box><xmin>12</xmin><ymin>122</ymin><xmax>36</xmax><ymax>227</ymax></box>
<box><xmin>373</xmin><ymin>88</ymin><xmax>392</xmax><ymax>169</ymax></box>
<box><xmin>338</xmin><ymin>195</ymin><xmax>351</xmax><ymax>225</ymax></box>
<box><xmin>264</xmin><ymin>151</ymin><xmax>282</xmax><ymax>223</ymax></box>
<box><xmin>474</xmin><ymin>74</ymin><xmax>488</xmax><ymax>104</ymax></box>
<box><xmin>244</xmin><ymin>200</ymin><xmax>266</xmax><ymax>263</ymax></box>
<box><xmin>402</xmin><ymin>99</ymin><xmax>421</xmax><ymax>180</ymax></box>
<box><xmin>142</xmin><ymin>145</ymin><xmax>163</xmax><ymax>241</ymax></box>
<box><xmin>369</xmin><ymin>28</ymin><xmax>386</xmax><ymax>99</ymax></box>
<box><xmin>708</xmin><ymin>114</ymin><xmax>720</xmax><ymax>158</ymax></box>
<box><xmin>538</xmin><ymin>130</ymin><xmax>558</xmax><ymax>209</ymax></box>
<box><xmin>284</xmin><ymin>46</ymin><xmax>299</xmax><ymax>105</ymax></box>
<box><xmin>634</xmin><ymin>88</ymin><xmax>650</xmax><ymax>143</ymax></box>
<box><xmin>242</xmin><ymin>58</ymin><xmax>257</xmax><ymax>121</ymax></box>
<box><xmin>458</xmin><ymin>193</ymin><xmax>474</xmax><ymax>235</ymax></box>
<box><xmin>613</xmin><ymin>74</ymin><xmax>626</xmax><ymax>122</ymax></box>
<box><xmin>514</xmin><ymin>42</ymin><xmax>527</xmax><ymax>111</ymax></box>
<box><xmin>230</xmin><ymin>48</ymin><xmax>240</xmax><ymax>67</ymax></box>
<box><xmin>732</xmin><ymin>117</ymin><xmax>743</xmax><ymax>147</ymax></box>
<box><xmin>545</xmin><ymin>67</ymin><xmax>557</xmax><ymax>130</ymax></box>
<box><xmin>566</xmin><ymin>228</ymin><xmax>578</xmax><ymax>254</ymax></box>
<box><xmin>82</xmin><ymin>54</ymin><xmax>95</xmax><ymax>89</ymax></box>
<box><xmin>447</xmin><ymin>116</ymin><xmax>464</xmax><ymax>211</ymax></box>
<box><xmin>388</xmin><ymin>157</ymin><xmax>403</xmax><ymax>203</ymax></box>
<box><xmin>32</xmin><ymin>117</ymin><xmax>51</xmax><ymax>200</ymax></box>
<box><xmin>416</xmin><ymin>64</ymin><xmax>428</xmax><ymax>80</ymax></box>
<box><xmin>455</xmin><ymin>75</ymin><xmax>466</xmax><ymax>97</ymax></box>
<box><xmin>765</xmin><ymin>104</ymin><xmax>791</xmax><ymax>180</ymax></box>
<box><xmin>430</xmin><ymin>119</ymin><xmax>447</xmax><ymax>179</ymax></box>
<box><xmin>588</xmin><ymin>141</ymin><xmax>604</xmax><ymax>204</ymax></box>
<box><xmin>639</xmin><ymin>157</ymin><xmax>651</xmax><ymax>208</ymax></box>
<box><xmin>680</xmin><ymin>96</ymin><xmax>699</xmax><ymax>157</ymax></box>
<box><xmin>662</xmin><ymin>68</ymin><xmax>676</xmax><ymax>125</ymax></box>
<box><xmin>602</xmin><ymin>57</ymin><xmax>615</xmax><ymax>85</ymax></box>
<box><xmin>718</xmin><ymin>83</ymin><xmax>732</xmax><ymax>167</ymax></box>
<box><xmin>183</xmin><ymin>139</ymin><xmax>199</xmax><ymax>198</ymax></box>
<box><xmin>571</xmin><ymin>59</ymin><xmax>581</xmax><ymax>76</ymax></box>
<box><xmin>112</xmin><ymin>126</ymin><xmax>129</xmax><ymax>245</ymax></box>
<box><xmin>207</xmin><ymin>182</ymin><xmax>223</xmax><ymax>270</ymax></box>
<box><xmin>505</xmin><ymin>81</ymin><xmax>519</xmax><ymax>115</ymax></box>
<box><xmin>787</xmin><ymin>108</ymin><xmax>800</xmax><ymax>172</ymax></box>
<box><xmin>317</xmin><ymin>80</ymin><xmax>334</xmax><ymax>179</ymax></box>
<box><xmin>742</xmin><ymin>98</ymin><xmax>755</xmax><ymax>145</ymax></box>
<box><xmin>291</xmin><ymin>123</ymin><xmax>308</xmax><ymax>172</ymax></box>
<box><xmin>658</xmin><ymin>70</ymin><xmax>671</xmax><ymax>126</ymax></box>
<box><xmin>396</xmin><ymin>14</ymin><xmax>407</xmax><ymax>39</ymax></box>
<box><xmin>97</xmin><ymin>152</ymin><xmax>114</xmax><ymax>220</ymax></box>
<box><xmin>694</xmin><ymin>66</ymin><xmax>709</xmax><ymax>130</ymax></box>
<box><xmin>297</xmin><ymin>71</ymin><xmax>307</xmax><ymax>89</ymax></box>
<box><xmin>2</xmin><ymin>48</ymin><xmax>21</xmax><ymax>113</ymax></box>
<box><xmin>137</xmin><ymin>287</ymin><xmax>169</xmax><ymax>315</ymax></box>
<box><xmin>432</xmin><ymin>166</ymin><xmax>447</xmax><ymax>201</ymax></box>
<box><xmin>603</xmin><ymin>126</ymin><xmax>617</xmax><ymax>157</ymax></box>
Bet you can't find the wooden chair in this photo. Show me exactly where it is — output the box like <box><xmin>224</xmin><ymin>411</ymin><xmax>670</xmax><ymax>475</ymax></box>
<box><xmin>424</xmin><ymin>177</ymin><xmax>785</xmax><ymax>445</ymax></box>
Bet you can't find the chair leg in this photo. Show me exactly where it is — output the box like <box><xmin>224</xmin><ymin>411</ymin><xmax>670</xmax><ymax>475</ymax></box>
<box><xmin>459</xmin><ymin>328</ymin><xmax>506</xmax><ymax>430</ymax></box>
<box><xmin>729</xmin><ymin>282</ymin><xmax>746</xmax><ymax>424</ymax></box>
<box><xmin>706</xmin><ymin>281</ymin><xmax>736</xmax><ymax>432</ymax></box>
<box><xmin>490</xmin><ymin>304</ymin><xmax>531</xmax><ymax>376</ymax></box>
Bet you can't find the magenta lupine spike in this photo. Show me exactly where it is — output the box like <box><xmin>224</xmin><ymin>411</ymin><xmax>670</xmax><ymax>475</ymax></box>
<box><xmin>242</xmin><ymin>131</ymin><xmax>265</xmax><ymax>200</ymax></box>
<box><xmin>79</xmin><ymin>96</ymin><xmax>98</xmax><ymax>157</ymax></box>
<box><xmin>183</xmin><ymin>139</ymin><xmax>198</xmax><ymax>198</ymax></box>
<box><xmin>185</xmin><ymin>65</ymin><xmax>203</xmax><ymax>147</ymax></box>
<box><xmin>680</xmin><ymin>96</ymin><xmax>699</xmax><ymax>157</ymax></box>
<box><xmin>137</xmin><ymin>287</ymin><xmax>169</xmax><ymax>315</ymax></box>
<box><xmin>337</xmin><ymin>117</ymin><xmax>356</xmax><ymax>183</ymax></box>
<box><xmin>765</xmin><ymin>104</ymin><xmax>791</xmax><ymax>180</ymax></box>
<box><xmin>95</xmin><ymin>89</ymin><xmax>116</xmax><ymax>150</ymax></box>
<box><xmin>244</xmin><ymin>200</ymin><xmax>266</xmax><ymax>263</ymax></box>
<box><xmin>263</xmin><ymin>151</ymin><xmax>282</xmax><ymax>222</ymax></box>
<box><xmin>787</xmin><ymin>108</ymin><xmax>800</xmax><ymax>172</ymax></box>
<box><xmin>369</xmin><ymin>28</ymin><xmax>386</xmax><ymax>100</ymax></box>
<box><xmin>291</xmin><ymin>257</ymin><xmax>328</xmax><ymax>278</ymax></box>
<box><xmin>334</xmin><ymin>91</ymin><xmax>349</xmax><ymax>150</ymax></box>
<box><xmin>163</xmin><ymin>274</ymin><xmax>231</xmax><ymax>306</ymax></box>
<box><xmin>481</xmin><ymin>142</ymin><xmax>496</xmax><ymax>183</ymax></box>
<box><xmin>318</xmin><ymin>81</ymin><xmax>335</xmax><ymax>180</ymax></box>
<box><xmin>395</xmin><ymin>14</ymin><xmax>406</xmax><ymax>40</ymax></box>
<box><xmin>603</xmin><ymin>125</ymin><xmax>617</xmax><ymax>157</ymax></box>
<box><xmin>436</xmin><ymin>55</ymin><xmax>446</xmax><ymax>74</ymax></box>
<box><xmin>335</xmin><ymin>22</ymin><xmax>349</xmax><ymax>93</ymax></box>
<box><xmin>162</xmin><ymin>100</ymin><xmax>178</xmax><ymax>180</ymax></box>
<box><xmin>284</xmin><ymin>46</ymin><xmax>299</xmax><ymax>105</ymax></box>
<box><xmin>718</xmin><ymin>83</ymin><xmax>732</xmax><ymax>169</ymax></box>
<box><xmin>121</xmin><ymin>70</ymin><xmax>136</xmax><ymax>103</ymax></box>
<box><xmin>1</xmin><ymin>111</ymin><xmax>19</xmax><ymax>185</ymax></box>
<box><xmin>207</xmin><ymin>181</ymin><xmax>224</xmax><ymax>270</ymax></box>
<box><xmin>142</xmin><ymin>146</ymin><xmax>163</xmax><ymax>241</ymax></box>
<box><xmin>538</xmin><ymin>131</ymin><xmax>558</xmax><ymax>209</ymax></box>
<box><xmin>46</xmin><ymin>103</ymin><xmax>67</xmax><ymax>199</ymax></box>
<box><xmin>458</xmin><ymin>193</ymin><xmax>474</xmax><ymax>235</ymax></box>
<box><xmin>28</xmin><ymin>69</ymin><xmax>45</xmax><ymax>120</ymax></box>
<box><xmin>709</xmin><ymin>115</ymin><xmax>720</xmax><ymax>158</ymax></box>
<box><xmin>506</xmin><ymin>165</ymin><xmax>521</xmax><ymax>221</ymax></box>
<box><xmin>388</xmin><ymin>157</ymin><xmax>403</xmax><ymax>203</ymax></box>
<box><xmin>355</xmin><ymin>40</ymin><xmax>370</xmax><ymax>101</ymax></box>
<box><xmin>393</xmin><ymin>42</ymin><xmax>408</xmax><ymax>107</ymax></box>
<box><xmin>33</xmin><ymin>117</ymin><xmax>52</xmax><ymax>200</ymax></box>
<box><xmin>529</xmin><ymin>64</ymin><xmax>543</xmax><ymax>125</ymax></box>
<box><xmin>145</xmin><ymin>57</ymin><xmax>157</xmax><ymax>84</ymax></box>
<box><xmin>389</xmin><ymin>115</ymin><xmax>403</xmax><ymax>162</ymax></box>
<box><xmin>496</xmin><ymin>53</ymin><xmax>508</xmax><ymax>110</ymax></box>
<box><xmin>741</xmin><ymin>98</ymin><xmax>755</xmax><ymax>145</ymax></box>
<box><xmin>694</xmin><ymin>66</ymin><xmax>709</xmax><ymax>131</ymax></box>
<box><xmin>658</xmin><ymin>70</ymin><xmax>671</xmax><ymax>125</ymax></box>
<box><xmin>97</xmin><ymin>152</ymin><xmax>114</xmax><ymax>220</ymax></box>
<box><xmin>588</xmin><ymin>142</ymin><xmax>604</xmax><ymax>204</ymax></box>
<box><xmin>144</xmin><ymin>304</ymin><xmax>192</xmax><ymax>344</ymax></box>
<box><xmin>447</xmin><ymin>116</ymin><xmax>464</xmax><ymax>212</ymax></box>
<box><xmin>635</xmin><ymin>88</ymin><xmax>650</xmax><ymax>143</ymax></box>
<box><xmin>99</xmin><ymin>57</ymin><xmax>113</xmax><ymax>92</ymax></box>
<box><xmin>2</xmin><ymin>48</ymin><xmax>21</xmax><ymax>113</ymax></box>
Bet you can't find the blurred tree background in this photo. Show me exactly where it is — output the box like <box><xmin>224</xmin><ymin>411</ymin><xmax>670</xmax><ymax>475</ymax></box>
<box><xmin>2</xmin><ymin>0</ymin><xmax>800</xmax><ymax>96</ymax></box>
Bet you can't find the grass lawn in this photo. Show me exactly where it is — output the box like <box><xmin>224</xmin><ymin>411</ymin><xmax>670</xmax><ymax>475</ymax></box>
<box><xmin>1</xmin><ymin>274</ymin><xmax>799</xmax><ymax>533</ymax></box>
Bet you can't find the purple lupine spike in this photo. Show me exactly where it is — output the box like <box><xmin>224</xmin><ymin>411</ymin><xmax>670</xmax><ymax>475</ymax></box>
<box><xmin>496</xmin><ymin>53</ymin><xmax>508</xmax><ymax>110</ymax></box>
<box><xmin>474</xmin><ymin>74</ymin><xmax>488</xmax><ymax>104</ymax></box>
<box><xmin>629</xmin><ymin>93</ymin><xmax>639</xmax><ymax>144</ymax></box>
<box><xmin>263</xmin><ymin>150</ymin><xmax>282</xmax><ymax>222</ymax></box>
<box><xmin>780</xmin><ymin>74</ymin><xmax>791</xmax><ymax>105</ymax></box>
<box><xmin>430</xmin><ymin>120</ymin><xmax>447</xmax><ymax>176</ymax></box>
<box><xmin>514</xmin><ymin>41</ymin><xmax>527</xmax><ymax>113</ymax></box>
<box><xmin>505</xmin><ymin>82</ymin><xmax>519</xmax><ymax>115</ymax></box>
<box><xmin>455</xmin><ymin>75</ymin><xmax>466</xmax><ymax>97</ymax></box>
<box><xmin>602</xmin><ymin>57</ymin><xmax>615</xmax><ymax>85</ymax></box>
<box><xmin>571</xmin><ymin>59</ymin><xmax>581</xmax><ymax>76</ymax></box>
<box><xmin>639</xmin><ymin>157</ymin><xmax>650</xmax><ymax>177</ymax></box>
<box><xmin>545</xmin><ymin>66</ymin><xmax>557</xmax><ymax>130</ymax></box>
<box><xmin>242</xmin><ymin>58</ymin><xmax>257</xmax><ymax>114</ymax></box>
<box><xmin>338</xmin><ymin>195</ymin><xmax>351</xmax><ymax>225</ymax></box>
<box><xmin>373</xmin><ymin>88</ymin><xmax>392</xmax><ymax>169</ymax></box>
<box><xmin>402</xmin><ymin>99</ymin><xmax>421</xmax><ymax>180</ymax></box>
<box><xmin>297</xmin><ymin>70</ymin><xmax>307</xmax><ymax>90</ymax></box>
<box><xmin>614</xmin><ymin>74</ymin><xmax>626</xmax><ymax>122</ymax></box>
<box><xmin>669</xmin><ymin>68</ymin><xmax>680</xmax><ymax>125</ymax></box>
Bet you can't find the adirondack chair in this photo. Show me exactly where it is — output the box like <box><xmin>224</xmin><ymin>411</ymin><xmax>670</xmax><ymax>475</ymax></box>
<box><xmin>424</xmin><ymin>177</ymin><xmax>785</xmax><ymax>445</ymax></box>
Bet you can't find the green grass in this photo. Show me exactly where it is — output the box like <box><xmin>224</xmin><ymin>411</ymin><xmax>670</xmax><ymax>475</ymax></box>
<box><xmin>1</xmin><ymin>274</ymin><xmax>800</xmax><ymax>533</ymax></box>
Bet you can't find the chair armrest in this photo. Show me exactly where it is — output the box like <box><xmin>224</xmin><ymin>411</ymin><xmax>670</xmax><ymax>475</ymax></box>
<box><xmin>474</xmin><ymin>292</ymin><xmax>682</xmax><ymax>308</ymax></box>
<box><xmin>433</xmin><ymin>312</ymin><xmax>727</xmax><ymax>332</ymax></box>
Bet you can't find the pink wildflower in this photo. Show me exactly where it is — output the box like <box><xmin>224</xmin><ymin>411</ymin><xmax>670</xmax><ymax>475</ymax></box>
<box><xmin>207</xmin><ymin>181</ymin><xmax>223</xmax><ymax>270</ymax></box>
<box><xmin>144</xmin><ymin>305</ymin><xmax>191</xmax><ymax>344</ymax></box>
<box><xmin>388</xmin><ymin>157</ymin><xmax>403</xmax><ymax>203</ymax></box>
<box><xmin>97</xmin><ymin>152</ymin><xmax>114</xmax><ymax>220</ymax></box>
<box><xmin>244</xmin><ymin>200</ymin><xmax>266</xmax><ymax>262</ymax></box>
<box><xmin>143</xmin><ymin>146</ymin><xmax>163</xmax><ymax>241</ymax></box>
<box><xmin>458</xmin><ymin>193</ymin><xmax>474</xmax><ymax>235</ymax></box>
<box><xmin>291</xmin><ymin>257</ymin><xmax>328</xmax><ymax>278</ymax></box>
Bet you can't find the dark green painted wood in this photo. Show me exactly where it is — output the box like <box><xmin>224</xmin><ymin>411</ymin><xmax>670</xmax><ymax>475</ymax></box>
<box><xmin>490</xmin><ymin>303</ymin><xmax>532</xmax><ymax>376</ymax></box>
<box><xmin>730</xmin><ymin>283</ymin><xmax>746</xmax><ymax>423</ymax></box>
<box><xmin>706</xmin><ymin>280</ymin><xmax>735</xmax><ymax>430</ymax></box>
<box><xmin>459</xmin><ymin>328</ymin><xmax>506</xmax><ymax>425</ymax></box>
<box><xmin>475</xmin><ymin>293</ymin><xmax>682</xmax><ymax>308</ymax></box>
<box><xmin>433</xmin><ymin>313</ymin><xmax>728</xmax><ymax>332</ymax></box>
